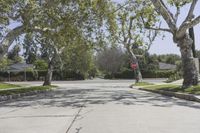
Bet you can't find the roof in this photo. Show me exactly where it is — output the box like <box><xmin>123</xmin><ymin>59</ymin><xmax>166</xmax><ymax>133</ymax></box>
<box><xmin>7</xmin><ymin>63</ymin><xmax>34</xmax><ymax>72</ymax></box>
<box><xmin>159</xmin><ymin>62</ymin><xmax>176</xmax><ymax>70</ymax></box>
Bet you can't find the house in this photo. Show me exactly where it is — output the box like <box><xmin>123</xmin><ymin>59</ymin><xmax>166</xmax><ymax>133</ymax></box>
<box><xmin>7</xmin><ymin>63</ymin><xmax>34</xmax><ymax>72</ymax></box>
<box><xmin>7</xmin><ymin>63</ymin><xmax>34</xmax><ymax>81</ymax></box>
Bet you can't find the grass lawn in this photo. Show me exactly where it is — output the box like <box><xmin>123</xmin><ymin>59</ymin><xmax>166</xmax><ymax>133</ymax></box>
<box><xmin>0</xmin><ymin>83</ymin><xmax>21</xmax><ymax>90</ymax></box>
<box><xmin>0</xmin><ymin>84</ymin><xmax>57</xmax><ymax>96</ymax></box>
<box><xmin>132</xmin><ymin>82</ymin><xmax>154</xmax><ymax>87</ymax></box>
<box><xmin>143</xmin><ymin>84</ymin><xmax>200</xmax><ymax>95</ymax></box>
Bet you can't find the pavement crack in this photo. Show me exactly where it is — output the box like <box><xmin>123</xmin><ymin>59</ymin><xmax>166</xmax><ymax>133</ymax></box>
<box><xmin>65</xmin><ymin>93</ymin><xmax>90</xmax><ymax>133</ymax></box>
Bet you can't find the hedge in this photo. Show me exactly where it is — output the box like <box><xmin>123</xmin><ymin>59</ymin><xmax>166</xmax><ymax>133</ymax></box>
<box><xmin>104</xmin><ymin>69</ymin><xmax>176</xmax><ymax>79</ymax></box>
<box><xmin>0</xmin><ymin>70</ymin><xmax>85</xmax><ymax>81</ymax></box>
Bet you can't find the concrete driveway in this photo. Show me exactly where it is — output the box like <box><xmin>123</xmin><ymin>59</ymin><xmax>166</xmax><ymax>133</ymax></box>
<box><xmin>1</xmin><ymin>79</ymin><xmax>200</xmax><ymax>133</ymax></box>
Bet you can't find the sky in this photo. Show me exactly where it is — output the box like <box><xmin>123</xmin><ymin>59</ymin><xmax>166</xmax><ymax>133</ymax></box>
<box><xmin>113</xmin><ymin>0</ymin><xmax>200</xmax><ymax>55</ymax></box>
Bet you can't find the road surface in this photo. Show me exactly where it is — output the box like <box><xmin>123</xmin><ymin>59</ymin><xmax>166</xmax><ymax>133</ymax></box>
<box><xmin>0</xmin><ymin>79</ymin><xmax>200</xmax><ymax>133</ymax></box>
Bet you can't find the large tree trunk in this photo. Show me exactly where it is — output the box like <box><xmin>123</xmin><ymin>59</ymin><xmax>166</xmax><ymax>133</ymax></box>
<box><xmin>178</xmin><ymin>34</ymin><xmax>198</xmax><ymax>88</ymax></box>
<box><xmin>0</xmin><ymin>26</ymin><xmax>25</xmax><ymax>60</ymax></box>
<box><xmin>189</xmin><ymin>27</ymin><xmax>196</xmax><ymax>57</ymax></box>
<box><xmin>43</xmin><ymin>61</ymin><xmax>53</xmax><ymax>86</ymax></box>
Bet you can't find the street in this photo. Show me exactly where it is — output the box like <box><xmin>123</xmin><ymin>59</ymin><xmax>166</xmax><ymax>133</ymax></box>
<box><xmin>0</xmin><ymin>79</ymin><xmax>200</xmax><ymax>133</ymax></box>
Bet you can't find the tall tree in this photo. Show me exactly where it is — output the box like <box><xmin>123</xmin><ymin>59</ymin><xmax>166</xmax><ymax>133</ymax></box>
<box><xmin>96</xmin><ymin>46</ymin><xmax>125</xmax><ymax>75</ymax></box>
<box><xmin>116</xmin><ymin>1</ymin><xmax>157</xmax><ymax>83</ymax></box>
<box><xmin>145</xmin><ymin>0</ymin><xmax>200</xmax><ymax>88</ymax></box>
<box><xmin>189</xmin><ymin>27</ymin><xmax>196</xmax><ymax>57</ymax></box>
<box><xmin>1</xmin><ymin>0</ymin><xmax>117</xmax><ymax>85</ymax></box>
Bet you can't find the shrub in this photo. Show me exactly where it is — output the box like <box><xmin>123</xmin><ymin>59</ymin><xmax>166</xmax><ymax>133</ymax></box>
<box><xmin>103</xmin><ymin>69</ymin><xmax>176</xmax><ymax>79</ymax></box>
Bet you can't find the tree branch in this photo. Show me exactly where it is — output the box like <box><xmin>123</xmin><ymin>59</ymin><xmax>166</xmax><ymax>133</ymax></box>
<box><xmin>145</xmin><ymin>26</ymin><xmax>172</xmax><ymax>33</ymax></box>
<box><xmin>178</xmin><ymin>15</ymin><xmax>200</xmax><ymax>38</ymax></box>
<box><xmin>184</xmin><ymin>0</ymin><xmax>198</xmax><ymax>22</ymax></box>
<box><xmin>150</xmin><ymin>0</ymin><xmax>176</xmax><ymax>33</ymax></box>
<box><xmin>0</xmin><ymin>25</ymin><xmax>25</xmax><ymax>60</ymax></box>
<box><xmin>190</xmin><ymin>15</ymin><xmax>200</xmax><ymax>27</ymax></box>
<box><xmin>111</xmin><ymin>2</ymin><xmax>129</xmax><ymax>14</ymax></box>
<box><xmin>175</xmin><ymin>6</ymin><xmax>180</xmax><ymax>24</ymax></box>
<box><xmin>127</xmin><ymin>17</ymin><xmax>134</xmax><ymax>45</ymax></box>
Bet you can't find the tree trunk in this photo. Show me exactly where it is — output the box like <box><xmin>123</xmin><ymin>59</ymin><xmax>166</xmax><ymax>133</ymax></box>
<box><xmin>43</xmin><ymin>61</ymin><xmax>53</xmax><ymax>86</ymax></box>
<box><xmin>178</xmin><ymin>34</ymin><xmax>198</xmax><ymax>88</ymax></box>
<box><xmin>134</xmin><ymin>61</ymin><xmax>142</xmax><ymax>83</ymax></box>
<box><xmin>189</xmin><ymin>27</ymin><xmax>196</xmax><ymax>57</ymax></box>
<box><xmin>126</xmin><ymin>46</ymin><xmax>142</xmax><ymax>83</ymax></box>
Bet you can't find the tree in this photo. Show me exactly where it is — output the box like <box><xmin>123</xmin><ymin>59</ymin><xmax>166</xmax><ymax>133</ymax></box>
<box><xmin>23</xmin><ymin>34</ymin><xmax>38</xmax><ymax>64</ymax></box>
<box><xmin>96</xmin><ymin>46</ymin><xmax>125</xmax><ymax>76</ymax></box>
<box><xmin>146</xmin><ymin>0</ymin><xmax>200</xmax><ymax>88</ymax></box>
<box><xmin>116</xmin><ymin>1</ymin><xmax>157</xmax><ymax>83</ymax></box>
<box><xmin>189</xmin><ymin>27</ymin><xmax>196</xmax><ymax>57</ymax></box>
<box><xmin>1</xmin><ymin>0</ymin><xmax>116</xmax><ymax>85</ymax></box>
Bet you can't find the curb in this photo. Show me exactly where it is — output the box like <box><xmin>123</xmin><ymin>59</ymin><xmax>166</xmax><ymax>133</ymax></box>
<box><xmin>0</xmin><ymin>89</ymin><xmax>52</xmax><ymax>102</ymax></box>
<box><xmin>139</xmin><ymin>88</ymin><xmax>200</xmax><ymax>103</ymax></box>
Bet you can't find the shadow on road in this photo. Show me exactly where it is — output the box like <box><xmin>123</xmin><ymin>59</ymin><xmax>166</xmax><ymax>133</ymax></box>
<box><xmin>0</xmin><ymin>86</ymin><xmax>200</xmax><ymax>109</ymax></box>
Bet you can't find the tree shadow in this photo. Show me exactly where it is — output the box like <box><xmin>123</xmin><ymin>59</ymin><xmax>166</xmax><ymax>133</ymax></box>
<box><xmin>0</xmin><ymin>86</ymin><xmax>200</xmax><ymax>110</ymax></box>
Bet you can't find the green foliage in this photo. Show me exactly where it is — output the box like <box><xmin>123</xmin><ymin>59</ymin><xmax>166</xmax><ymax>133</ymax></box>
<box><xmin>141</xmin><ymin>70</ymin><xmax>176</xmax><ymax>78</ymax></box>
<box><xmin>0</xmin><ymin>57</ymin><xmax>11</xmax><ymax>71</ymax></box>
<box><xmin>167</xmin><ymin>0</ymin><xmax>192</xmax><ymax>7</ymax></box>
<box><xmin>0</xmin><ymin>0</ymin><xmax>16</xmax><ymax>25</ymax></box>
<box><xmin>7</xmin><ymin>44</ymin><xmax>22</xmax><ymax>63</ymax></box>
<box><xmin>0</xmin><ymin>83</ymin><xmax>20</xmax><ymax>89</ymax></box>
<box><xmin>157</xmin><ymin>54</ymin><xmax>181</xmax><ymax>65</ymax></box>
<box><xmin>166</xmin><ymin>72</ymin><xmax>182</xmax><ymax>83</ymax></box>
<box><xmin>133</xmin><ymin>82</ymin><xmax>154</xmax><ymax>86</ymax></box>
<box><xmin>104</xmin><ymin>68</ymin><xmax>176</xmax><ymax>79</ymax></box>
<box><xmin>104</xmin><ymin>68</ymin><xmax>135</xmax><ymax>79</ymax></box>
<box><xmin>143</xmin><ymin>84</ymin><xmax>180</xmax><ymax>91</ymax></box>
<box><xmin>61</xmin><ymin>40</ymin><xmax>97</xmax><ymax>78</ymax></box>
<box><xmin>34</xmin><ymin>59</ymin><xmax>48</xmax><ymax>70</ymax></box>
<box><xmin>23</xmin><ymin>34</ymin><xmax>38</xmax><ymax>64</ymax></box>
<box><xmin>144</xmin><ymin>84</ymin><xmax>200</xmax><ymax>95</ymax></box>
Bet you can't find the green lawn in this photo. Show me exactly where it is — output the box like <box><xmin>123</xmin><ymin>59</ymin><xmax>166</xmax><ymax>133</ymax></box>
<box><xmin>132</xmin><ymin>82</ymin><xmax>154</xmax><ymax>87</ymax></box>
<box><xmin>0</xmin><ymin>85</ymin><xmax>56</xmax><ymax>96</ymax></box>
<box><xmin>0</xmin><ymin>82</ymin><xmax>57</xmax><ymax>96</ymax></box>
<box><xmin>143</xmin><ymin>84</ymin><xmax>200</xmax><ymax>95</ymax></box>
<box><xmin>0</xmin><ymin>83</ymin><xmax>21</xmax><ymax>90</ymax></box>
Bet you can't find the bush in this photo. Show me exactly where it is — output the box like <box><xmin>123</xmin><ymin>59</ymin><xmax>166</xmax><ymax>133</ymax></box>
<box><xmin>141</xmin><ymin>70</ymin><xmax>176</xmax><ymax>78</ymax></box>
<box><xmin>0</xmin><ymin>70</ymin><xmax>86</xmax><ymax>81</ymax></box>
<box><xmin>166</xmin><ymin>72</ymin><xmax>182</xmax><ymax>83</ymax></box>
<box><xmin>103</xmin><ymin>69</ymin><xmax>176</xmax><ymax>79</ymax></box>
<box><xmin>114</xmin><ymin>69</ymin><xmax>135</xmax><ymax>79</ymax></box>
<box><xmin>104</xmin><ymin>73</ymin><xmax>114</xmax><ymax>79</ymax></box>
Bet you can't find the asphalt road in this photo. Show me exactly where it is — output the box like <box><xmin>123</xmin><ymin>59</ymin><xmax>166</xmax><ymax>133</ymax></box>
<box><xmin>1</xmin><ymin>79</ymin><xmax>200</xmax><ymax>133</ymax></box>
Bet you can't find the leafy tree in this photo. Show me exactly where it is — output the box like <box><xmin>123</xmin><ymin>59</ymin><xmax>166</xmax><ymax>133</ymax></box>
<box><xmin>0</xmin><ymin>57</ymin><xmax>11</xmax><ymax>71</ymax></box>
<box><xmin>0</xmin><ymin>0</ymin><xmax>117</xmax><ymax>85</ymax></box>
<box><xmin>157</xmin><ymin>54</ymin><xmax>181</xmax><ymax>64</ymax></box>
<box><xmin>144</xmin><ymin>0</ymin><xmax>200</xmax><ymax>88</ymax></box>
<box><xmin>34</xmin><ymin>59</ymin><xmax>48</xmax><ymax>71</ymax></box>
<box><xmin>116</xmin><ymin>1</ymin><xmax>157</xmax><ymax>83</ymax></box>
